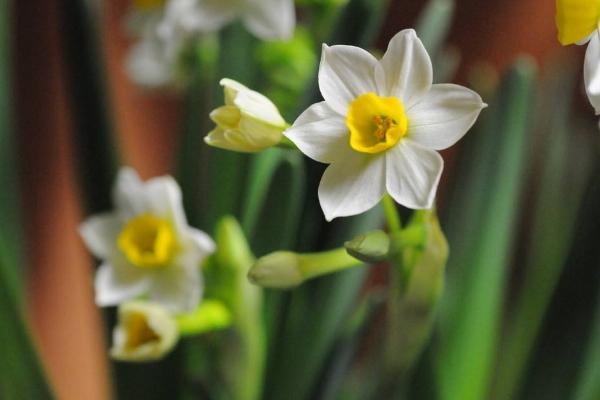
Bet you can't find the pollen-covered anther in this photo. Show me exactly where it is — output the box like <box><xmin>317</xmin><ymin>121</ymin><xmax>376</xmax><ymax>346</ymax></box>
<box><xmin>373</xmin><ymin>115</ymin><xmax>398</xmax><ymax>142</ymax></box>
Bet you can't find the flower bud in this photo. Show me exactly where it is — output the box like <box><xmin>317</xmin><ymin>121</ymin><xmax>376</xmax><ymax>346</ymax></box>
<box><xmin>110</xmin><ymin>301</ymin><xmax>178</xmax><ymax>362</ymax></box>
<box><xmin>344</xmin><ymin>229</ymin><xmax>390</xmax><ymax>263</ymax></box>
<box><xmin>204</xmin><ymin>79</ymin><xmax>288</xmax><ymax>153</ymax></box>
<box><xmin>248</xmin><ymin>248</ymin><xmax>361</xmax><ymax>289</ymax></box>
<box><xmin>247</xmin><ymin>251</ymin><xmax>304</xmax><ymax>289</ymax></box>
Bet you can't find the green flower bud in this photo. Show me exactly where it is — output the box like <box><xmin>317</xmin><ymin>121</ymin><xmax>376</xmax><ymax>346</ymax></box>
<box><xmin>344</xmin><ymin>229</ymin><xmax>390</xmax><ymax>263</ymax></box>
<box><xmin>248</xmin><ymin>251</ymin><xmax>304</xmax><ymax>289</ymax></box>
<box><xmin>249</xmin><ymin>248</ymin><xmax>362</xmax><ymax>289</ymax></box>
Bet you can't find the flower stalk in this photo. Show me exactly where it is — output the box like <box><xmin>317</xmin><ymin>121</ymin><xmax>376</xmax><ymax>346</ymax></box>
<box><xmin>249</xmin><ymin>248</ymin><xmax>362</xmax><ymax>289</ymax></box>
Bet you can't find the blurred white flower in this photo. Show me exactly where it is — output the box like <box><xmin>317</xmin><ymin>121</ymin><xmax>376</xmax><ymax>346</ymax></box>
<box><xmin>159</xmin><ymin>0</ymin><xmax>296</xmax><ymax>41</ymax></box>
<box><xmin>285</xmin><ymin>29</ymin><xmax>486</xmax><ymax>221</ymax></box>
<box><xmin>125</xmin><ymin>31</ymin><xmax>185</xmax><ymax>89</ymax></box>
<box><xmin>556</xmin><ymin>0</ymin><xmax>600</xmax><ymax>114</ymax></box>
<box><xmin>111</xmin><ymin>301</ymin><xmax>179</xmax><ymax>362</ymax></box>
<box><xmin>80</xmin><ymin>167</ymin><xmax>215</xmax><ymax>313</ymax></box>
<box><xmin>204</xmin><ymin>78</ymin><xmax>287</xmax><ymax>152</ymax></box>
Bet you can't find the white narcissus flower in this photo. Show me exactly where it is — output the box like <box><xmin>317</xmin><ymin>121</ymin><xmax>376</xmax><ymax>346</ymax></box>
<box><xmin>80</xmin><ymin>167</ymin><xmax>215</xmax><ymax>313</ymax></box>
<box><xmin>125</xmin><ymin>0</ymin><xmax>188</xmax><ymax>89</ymax></box>
<box><xmin>125</xmin><ymin>31</ymin><xmax>185</xmax><ymax>89</ymax></box>
<box><xmin>556</xmin><ymin>0</ymin><xmax>600</xmax><ymax>114</ymax></box>
<box><xmin>158</xmin><ymin>0</ymin><xmax>296</xmax><ymax>41</ymax></box>
<box><xmin>111</xmin><ymin>301</ymin><xmax>179</xmax><ymax>362</ymax></box>
<box><xmin>285</xmin><ymin>29</ymin><xmax>486</xmax><ymax>221</ymax></box>
<box><xmin>204</xmin><ymin>78</ymin><xmax>287</xmax><ymax>152</ymax></box>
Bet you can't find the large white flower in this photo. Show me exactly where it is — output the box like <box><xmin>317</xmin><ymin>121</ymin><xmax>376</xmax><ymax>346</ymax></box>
<box><xmin>158</xmin><ymin>0</ymin><xmax>295</xmax><ymax>41</ymax></box>
<box><xmin>556</xmin><ymin>0</ymin><xmax>600</xmax><ymax>114</ymax></box>
<box><xmin>285</xmin><ymin>29</ymin><xmax>486</xmax><ymax>221</ymax></box>
<box><xmin>80</xmin><ymin>167</ymin><xmax>215</xmax><ymax>313</ymax></box>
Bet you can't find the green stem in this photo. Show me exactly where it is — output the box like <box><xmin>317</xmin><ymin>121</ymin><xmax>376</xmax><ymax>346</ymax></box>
<box><xmin>299</xmin><ymin>248</ymin><xmax>362</xmax><ymax>281</ymax></box>
<box><xmin>382</xmin><ymin>194</ymin><xmax>402</xmax><ymax>233</ymax></box>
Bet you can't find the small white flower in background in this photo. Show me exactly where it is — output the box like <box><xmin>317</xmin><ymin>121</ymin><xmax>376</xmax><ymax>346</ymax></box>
<box><xmin>556</xmin><ymin>0</ymin><xmax>600</xmax><ymax>114</ymax></box>
<box><xmin>125</xmin><ymin>0</ymin><xmax>189</xmax><ymax>89</ymax></box>
<box><xmin>111</xmin><ymin>301</ymin><xmax>179</xmax><ymax>362</ymax></box>
<box><xmin>204</xmin><ymin>78</ymin><xmax>288</xmax><ymax>152</ymax></box>
<box><xmin>124</xmin><ymin>0</ymin><xmax>295</xmax><ymax>88</ymax></box>
<box><xmin>158</xmin><ymin>0</ymin><xmax>296</xmax><ymax>42</ymax></box>
<box><xmin>80</xmin><ymin>167</ymin><xmax>215</xmax><ymax>313</ymax></box>
<box><xmin>285</xmin><ymin>29</ymin><xmax>486</xmax><ymax>221</ymax></box>
<box><xmin>125</xmin><ymin>31</ymin><xmax>185</xmax><ymax>89</ymax></box>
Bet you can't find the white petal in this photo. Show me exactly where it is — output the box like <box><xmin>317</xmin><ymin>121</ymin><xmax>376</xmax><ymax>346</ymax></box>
<box><xmin>79</xmin><ymin>213</ymin><xmax>121</xmax><ymax>259</ymax></box>
<box><xmin>161</xmin><ymin>0</ymin><xmax>236</xmax><ymax>34</ymax></box>
<box><xmin>187</xmin><ymin>228</ymin><xmax>216</xmax><ymax>256</ymax></box>
<box><xmin>407</xmin><ymin>84</ymin><xmax>486</xmax><ymax>150</ymax></box>
<box><xmin>243</xmin><ymin>0</ymin><xmax>295</xmax><ymax>40</ymax></box>
<box><xmin>375</xmin><ymin>29</ymin><xmax>433</xmax><ymax>107</ymax></box>
<box><xmin>585</xmin><ymin>29</ymin><xmax>600</xmax><ymax>115</ymax></box>
<box><xmin>95</xmin><ymin>263</ymin><xmax>151</xmax><ymax>307</ymax></box>
<box><xmin>385</xmin><ymin>140</ymin><xmax>443</xmax><ymax>209</ymax></box>
<box><xmin>285</xmin><ymin>101</ymin><xmax>351</xmax><ymax>163</ymax></box>
<box><xmin>126</xmin><ymin>37</ymin><xmax>176</xmax><ymax>89</ymax></box>
<box><xmin>144</xmin><ymin>175</ymin><xmax>189</xmax><ymax>237</ymax></box>
<box><xmin>113</xmin><ymin>167</ymin><xmax>147</xmax><ymax>219</ymax></box>
<box><xmin>236</xmin><ymin>91</ymin><xmax>286</xmax><ymax>127</ymax></box>
<box><xmin>318</xmin><ymin>44</ymin><xmax>379</xmax><ymax>115</ymax></box>
<box><xmin>318</xmin><ymin>152</ymin><xmax>386</xmax><ymax>221</ymax></box>
<box><xmin>219</xmin><ymin>78</ymin><xmax>285</xmax><ymax>127</ymax></box>
<box><xmin>149</xmin><ymin>263</ymin><xmax>202</xmax><ymax>313</ymax></box>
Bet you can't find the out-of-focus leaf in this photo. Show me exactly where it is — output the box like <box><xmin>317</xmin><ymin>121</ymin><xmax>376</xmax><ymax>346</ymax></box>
<box><xmin>61</xmin><ymin>0</ymin><xmax>117</xmax><ymax>214</ymax></box>
<box><xmin>0</xmin><ymin>258</ymin><xmax>55</xmax><ymax>400</ymax></box>
<box><xmin>415</xmin><ymin>0</ymin><xmax>455</xmax><ymax>60</ymax></box>
<box><xmin>211</xmin><ymin>216</ymin><xmax>265</xmax><ymax>400</ymax></box>
<box><xmin>573</xmin><ymin>289</ymin><xmax>600</xmax><ymax>400</ymax></box>
<box><xmin>376</xmin><ymin>211</ymin><xmax>448</xmax><ymax>398</ymax></box>
<box><xmin>264</xmin><ymin>208</ymin><xmax>382</xmax><ymax>400</ymax></box>
<box><xmin>177</xmin><ymin>36</ymin><xmax>219</xmax><ymax>229</ymax></box>
<box><xmin>492</xmin><ymin>62</ymin><xmax>594</xmax><ymax>400</ymax></box>
<box><xmin>241</xmin><ymin>148</ymin><xmax>306</xmax><ymax>256</ymax></box>
<box><xmin>240</xmin><ymin>147</ymin><xmax>306</xmax><ymax>358</ymax></box>
<box><xmin>200</xmin><ymin>24</ymin><xmax>258</xmax><ymax>231</ymax></box>
<box><xmin>0</xmin><ymin>1</ymin><xmax>54</xmax><ymax>397</ymax></box>
<box><xmin>436</xmin><ymin>58</ymin><xmax>536</xmax><ymax>400</ymax></box>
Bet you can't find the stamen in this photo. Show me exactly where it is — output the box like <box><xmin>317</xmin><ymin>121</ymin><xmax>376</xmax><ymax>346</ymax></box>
<box><xmin>373</xmin><ymin>115</ymin><xmax>397</xmax><ymax>142</ymax></box>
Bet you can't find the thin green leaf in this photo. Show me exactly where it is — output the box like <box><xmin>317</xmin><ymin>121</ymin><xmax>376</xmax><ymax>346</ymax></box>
<box><xmin>573</xmin><ymin>291</ymin><xmax>600</xmax><ymax>400</ymax></box>
<box><xmin>62</xmin><ymin>0</ymin><xmax>117</xmax><ymax>213</ymax></box>
<box><xmin>436</xmin><ymin>58</ymin><xmax>537</xmax><ymax>400</ymax></box>
<box><xmin>493</xmin><ymin>62</ymin><xmax>594</xmax><ymax>400</ymax></box>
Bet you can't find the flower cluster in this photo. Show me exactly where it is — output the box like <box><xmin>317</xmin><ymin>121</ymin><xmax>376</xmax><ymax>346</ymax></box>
<box><xmin>84</xmin><ymin>22</ymin><xmax>487</xmax><ymax>364</ymax></box>
<box><xmin>80</xmin><ymin>167</ymin><xmax>215</xmax><ymax>360</ymax></box>
<box><xmin>125</xmin><ymin>0</ymin><xmax>296</xmax><ymax>88</ymax></box>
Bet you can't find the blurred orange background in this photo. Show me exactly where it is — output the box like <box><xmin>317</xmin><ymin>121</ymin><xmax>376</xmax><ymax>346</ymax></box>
<box><xmin>15</xmin><ymin>1</ymin><xmax>576</xmax><ymax>398</ymax></box>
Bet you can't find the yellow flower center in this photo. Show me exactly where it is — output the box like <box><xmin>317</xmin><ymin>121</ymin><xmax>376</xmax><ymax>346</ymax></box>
<box><xmin>133</xmin><ymin>0</ymin><xmax>165</xmax><ymax>11</ymax></box>
<box><xmin>124</xmin><ymin>311</ymin><xmax>160</xmax><ymax>351</ymax></box>
<box><xmin>556</xmin><ymin>0</ymin><xmax>600</xmax><ymax>45</ymax></box>
<box><xmin>118</xmin><ymin>214</ymin><xmax>176</xmax><ymax>269</ymax></box>
<box><xmin>346</xmin><ymin>92</ymin><xmax>408</xmax><ymax>154</ymax></box>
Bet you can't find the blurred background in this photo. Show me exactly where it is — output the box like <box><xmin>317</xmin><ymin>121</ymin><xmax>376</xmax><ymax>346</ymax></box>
<box><xmin>8</xmin><ymin>0</ymin><xmax>598</xmax><ymax>399</ymax></box>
